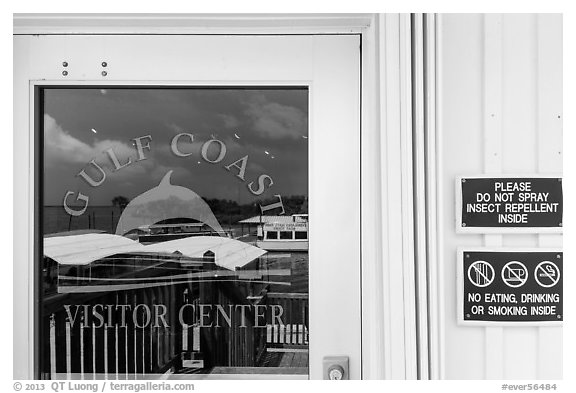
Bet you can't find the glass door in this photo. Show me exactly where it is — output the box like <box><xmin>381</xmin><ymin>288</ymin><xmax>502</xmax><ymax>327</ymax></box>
<box><xmin>14</xmin><ymin>34</ymin><xmax>361</xmax><ymax>379</ymax></box>
<box><xmin>41</xmin><ymin>87</ymin><xmax>310</xmax><ymax>378</ymax></box>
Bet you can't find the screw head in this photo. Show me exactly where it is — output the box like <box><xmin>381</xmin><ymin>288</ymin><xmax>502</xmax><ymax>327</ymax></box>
<box><xmin>101</xmin><ymin>61</ymin><xmax>107</xmax><ymax>67</ymax></box>
<box><xmin>62</xmin><ymin>61</ymin><xmax>68</xmax><ymax>67</ymax></box>
<box><xmin>462</xmin><ymin>223</ymin><xmax>467</xmax><ymax>227</ymax></box>
<box><xmin>62</xmin><ymin>70</ymin><xmax>68</xmax><ymax>76</ymax></box>
<box><xmin>101</xmin><ymin>71</ymin><xmax>108</xmax><ymax>77</ymax></box>
<box><xmin>462</xmin><ymin>178</ymin><xmax>466</xmax><ymax>183</ymax></box>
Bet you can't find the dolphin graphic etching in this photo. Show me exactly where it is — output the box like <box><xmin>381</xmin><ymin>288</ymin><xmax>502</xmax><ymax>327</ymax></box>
<box><xmin>115</xmin><ymin>170</ymin><xmax>224</xmax><ymax>236</ymax></box>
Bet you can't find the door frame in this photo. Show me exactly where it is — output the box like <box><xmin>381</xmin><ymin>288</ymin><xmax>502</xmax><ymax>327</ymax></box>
<box><xmin>13</xmin><ymin>13</ymin><xmax>426</xmax><ymax>380</ymax></box>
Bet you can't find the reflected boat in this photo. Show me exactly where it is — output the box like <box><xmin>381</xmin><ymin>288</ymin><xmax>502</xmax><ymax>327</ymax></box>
<box><xmin>254</xmin><ymin>214</ymin><xmax>308</xmax><ymax>252</ymax></box>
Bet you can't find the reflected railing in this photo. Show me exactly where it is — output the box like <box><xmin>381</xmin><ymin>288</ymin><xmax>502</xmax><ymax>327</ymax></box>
<box><xmin>42</xmin><ymin>255</ymin><xmax>309</xmax><ymax>379</ymax></box>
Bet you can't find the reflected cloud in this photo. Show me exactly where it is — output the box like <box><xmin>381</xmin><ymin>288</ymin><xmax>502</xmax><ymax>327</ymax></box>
<box><xmin>45</xmin><ymin>114</ymin><xmax>133</xmax><ymax>167</ymax></box>
<box><xmin>217</xmin><ymin>113</ymin><xmax>240</xmax><ymax>129</ymax></box>
<box><xmin>245</xmin><ymin>93</ymin><xmax>308</xmax><ymax>140</ymax></box>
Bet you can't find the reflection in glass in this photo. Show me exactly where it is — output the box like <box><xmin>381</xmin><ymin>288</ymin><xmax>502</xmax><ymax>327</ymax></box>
<box><xmin>40</xmin><ymin>88</ymin><xmax>309</xmax><ymax>379</ymax></box>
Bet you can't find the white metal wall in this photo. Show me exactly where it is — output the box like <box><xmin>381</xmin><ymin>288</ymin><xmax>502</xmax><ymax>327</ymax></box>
<box><xmin>438</xmin><ymin>14</ymin><xmax>562</xmax><ymax>379</ymax></box>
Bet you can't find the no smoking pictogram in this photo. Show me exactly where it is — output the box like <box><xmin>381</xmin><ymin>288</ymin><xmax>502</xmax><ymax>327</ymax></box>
<box><xmin>501</xmin><ymin>261</ymin><xmax>528</xmax><ymax>288</ymax></box>
<box><xmin>467</xmin><ymin>260</ymin><xmax>495</xmax><ymax>287</ymax></box>
<box><xmin>534</xmin><ymin>261</ymin><xmax>560</xmax><ymax>288</ymax></box>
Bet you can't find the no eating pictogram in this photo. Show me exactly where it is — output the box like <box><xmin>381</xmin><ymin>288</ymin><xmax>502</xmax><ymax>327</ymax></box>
<box><xmin>467</xmin><ymin>260</ymin><xmax>495</xmax><ymax>287</ymax></box>
<box><xmin>534</xmin><ymin>261</ymin><xmax>560</xmax><ymax>288</ymax></box>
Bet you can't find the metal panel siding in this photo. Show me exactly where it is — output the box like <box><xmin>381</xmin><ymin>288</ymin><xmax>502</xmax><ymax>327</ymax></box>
<box><xmin>439</xmin><ymin>14</ymin><xmax>562</xmax><ymax>379</ymax></box>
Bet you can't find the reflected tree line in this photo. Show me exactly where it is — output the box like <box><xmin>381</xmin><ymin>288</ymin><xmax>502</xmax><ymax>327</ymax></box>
<box><xmin>206</xmin><ymin>195</ymin><xmax>307</xmax><ymax>224</ymax></box>
<box><xmin>111</xmin><ymin>194</ymin><xmax>308</xmax><ymax>224</ymax></box>
<box><xmin>44</xmin><ymin>195</ymin><xmax>308</xmax><ymax>235</ymax></box>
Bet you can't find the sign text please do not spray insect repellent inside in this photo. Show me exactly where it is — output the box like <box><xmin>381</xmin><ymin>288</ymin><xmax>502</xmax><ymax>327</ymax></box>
<box><xmin>459</xmin><ymin>177</ymin><xmax>562</xmax><ymax>229</ymax></box>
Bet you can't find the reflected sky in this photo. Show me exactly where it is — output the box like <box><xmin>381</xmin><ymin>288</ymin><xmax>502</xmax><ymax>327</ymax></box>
<box><xmin>43</xmin><ymin>88</ymin><xmax>308</xmax><ymax>206</ymax></box>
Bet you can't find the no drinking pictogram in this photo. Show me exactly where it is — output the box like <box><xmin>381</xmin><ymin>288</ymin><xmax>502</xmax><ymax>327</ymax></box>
<box><xmin>501</xmin><ymin>261</ymin><xmax>528</xmax><ymax>288</ymax></box>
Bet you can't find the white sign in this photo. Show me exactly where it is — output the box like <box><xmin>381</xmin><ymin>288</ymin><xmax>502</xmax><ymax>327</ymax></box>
<box><xmin>264</xmin><ymin>222</ymin><xmax>308</xmax><ymax>231</ymax></box>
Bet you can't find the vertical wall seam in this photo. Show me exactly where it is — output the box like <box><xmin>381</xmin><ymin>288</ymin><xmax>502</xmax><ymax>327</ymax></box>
<box><xmin>378</xmin><ymin>13</ymin><xmax>392</xmax><ymax>380</ymax></box>
<box><xmin>434</xmin><ymin>13</ymin><xmax>446</xmax><ymax>379</ymax></box>
<box><xmin>380</xmin><ymin>13</ymin><xmax>394</xmax><ymax>380</ymax></box>
<box><xmin>359</xmin><ymin>29</ymin><xmax>364</xmax><ymax>381</ymax></box>
<box><xmin>411</xmin><ymin>12</ymin><xmax>435</xmax><ymax>380</ymax></box>
<box><xmin>400</xmin><ymin>15</ymin><xmax>410</xmax><ymax>379</ymax></box>
<box><xmin>535</xmin><ymin>13</ymin><xmax>563</xmax><ymax>380</ymax></box>
<box><xmin>535</xmin><ymin>13</ymin><xmax>542</xmax><ymax>380</ymax></box>
<box><xmin>399</xmin><ymin>14</ymin><xmax>418</xmax><ymax>379</ymax></box>
<box><xmin>482</xmin><ymin>13</ymin><xmax>505</xmax><ymax>380</ymax></box>
<box><xmin>410</xmin><ymin>13</ymin><xmax>422</xmax><ymax>380</ymax></box>
<box><xmin>423</xmin><ymin>13</ymin><xmax>438</xmax><ymax>380</ymax></box>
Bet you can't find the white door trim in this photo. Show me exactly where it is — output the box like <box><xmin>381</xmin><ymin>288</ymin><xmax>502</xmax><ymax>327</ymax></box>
<box><xmin>360</xmin><ymin>13</ymin><xmax>422</xmax><ymax>380</ymax></box>
<box><xmin>409</xmin><ymin>13</ymin><xmax>443</xmax><ymax>380</ymax></box>
<box><xmin>13</xmin><ymin>13</ymin><xmax>420</xmax><ymax>380</ymax></box>
<box><xmin>13</xmin><ymin>13</ymin><xmax>373</xmax><ymax>35</ymax></box>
